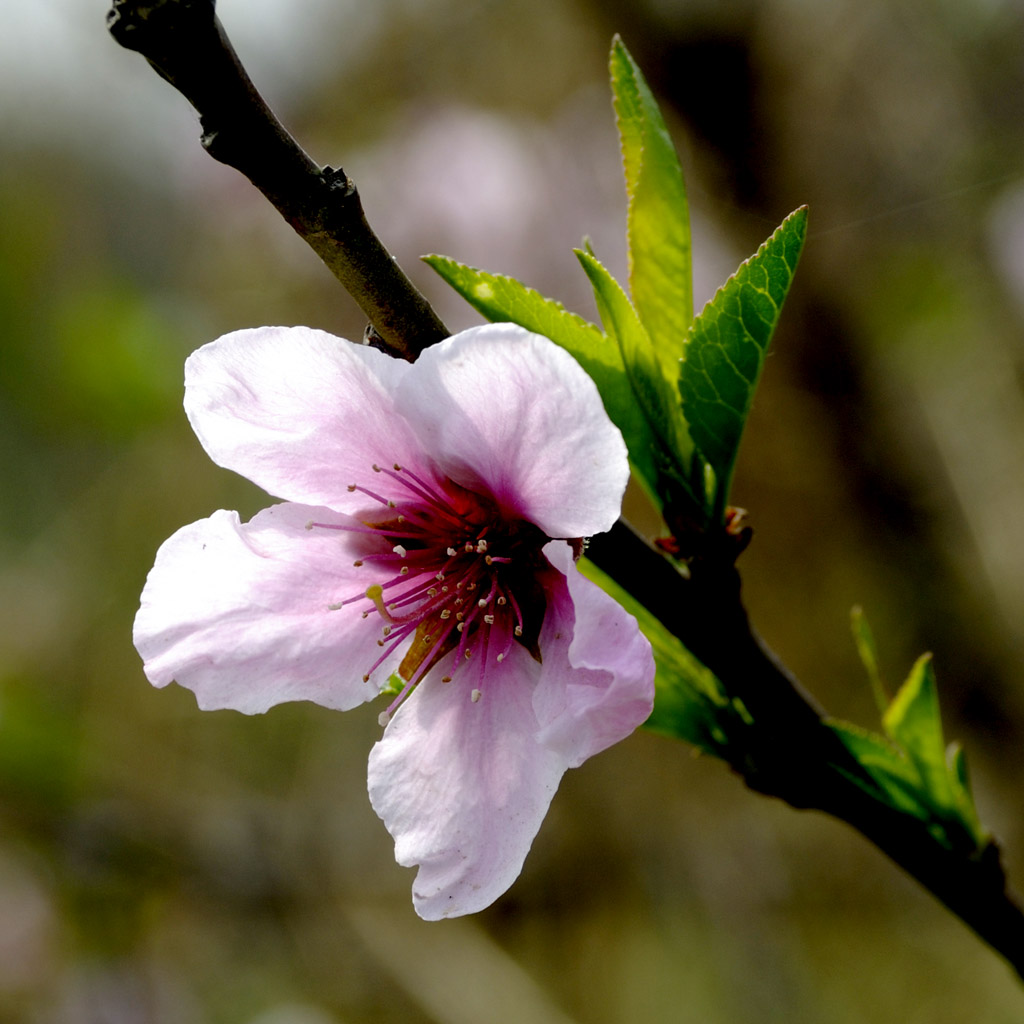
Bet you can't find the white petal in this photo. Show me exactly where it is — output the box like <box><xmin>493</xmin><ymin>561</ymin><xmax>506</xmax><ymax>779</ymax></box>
<box><xmin>184</xmin><ymin>326</ymin><xmax>426</xmax><ymax>508</ymax></box>
<box><xmin>367</xmin><ymin>653</ymin><xmax>564</xmax><ymax>919</ymax></box>
<box><xmin>531</xmin><ymin>541</ymin><xmax>655</xmax><ymax>763</ymax></box>
<box><xmin>398</xmin><ymin>324</ymin><xmax>629</xmax><ymax>538</ymax></box>
<box><xmin>367</xmin><ymin>542</ymin><xmax>654</xmax><ymax>919</ymax></box>
<box><xmin>134</xmin><ymin>503</ymin><xmax>392</xmax><ymax>713</ymax></box>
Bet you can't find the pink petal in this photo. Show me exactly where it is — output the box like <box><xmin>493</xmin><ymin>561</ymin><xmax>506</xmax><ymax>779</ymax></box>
<box><xmin>134</xmin><ymin>502</ymin><xmax>389</xmax><ymax>714</ymax></box>
<box><xmin>397</xmin><ymin>324</ymin><xmax>629</xmax><ymax>539</ymax></box>
<box><xmin>366</xmin><ymin>542</ymin><xmax>654</xmax><ymax>919</ymax></box>
<box><xmin>367</xmin><ymin>651</ymin><xmax>564</xmax><ymax>920</ymax></box>
<box><xmin>530</xmin><ymin>541</ymin><xmax>655</xmax><ymax>762</ymax></box>
<box><xmin>184</xmin><ymin>326</ymin><xmax>426</xmax><ymax>509</ymax></box>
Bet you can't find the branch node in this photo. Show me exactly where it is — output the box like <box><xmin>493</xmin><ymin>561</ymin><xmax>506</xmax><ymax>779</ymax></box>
<box><xmin>107</xmin><ymin>0</ymin><xmax>216</xmax><ymax>52</ymax></box>
<box><xmin>323</xmin><ymin>166</ymin><xmax>356</xmax><ymax>198</ymax></box>
<box><xmin>107</xmin><ymin>0</ymin><xmax>449</xmax><ymax>358</ymax></box>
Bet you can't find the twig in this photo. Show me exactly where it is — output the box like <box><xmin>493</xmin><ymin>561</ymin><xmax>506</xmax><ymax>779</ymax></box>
<box><xmin>588</xmin><ymin>521</ymin><xmax>1024</xmax><ymax>981</ymax></box>
<box><xmin>106</xmin><ymin>0</ymin><xmax>449</xmax><ymax>361</ymax></box>
<box><xmin>109</xmin><ymin>0</ymin><xmax>1024</xmax><ymax>982</ymax></box>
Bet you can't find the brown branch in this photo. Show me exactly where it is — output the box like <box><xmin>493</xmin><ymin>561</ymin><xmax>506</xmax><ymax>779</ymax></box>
<box><xmin>106</xmin><ymin>0</ymin><xmax>449</xmax><ymax>361</ymax></box>
<box><xmin>588</xmin><ymin>520</ymin><xmax>1024</xmax><ymax>981</ymax></box>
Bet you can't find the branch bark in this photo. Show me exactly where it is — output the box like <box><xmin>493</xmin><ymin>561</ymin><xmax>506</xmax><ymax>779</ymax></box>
<box><xmin>588</xmin><ymin>521</ymin><xmax>1024</xmax><ymax>981</ymax></box>
<box><xmin>106</xmin><ymin>0</ymin><xmax>449</xmax><ymax>361</ymax></box>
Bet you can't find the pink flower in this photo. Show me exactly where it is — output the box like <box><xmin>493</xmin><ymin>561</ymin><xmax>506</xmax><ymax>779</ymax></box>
<box><xmin>134</xmin><ymin>322</ymin><xmax>655</xmax><ymax>918</ymax></box>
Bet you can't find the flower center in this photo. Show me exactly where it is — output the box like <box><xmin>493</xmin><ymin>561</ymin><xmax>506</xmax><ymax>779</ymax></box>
<box><xmin>308</xmin><ymin>463</ymin><xmax>547</xmax><ymax>722</ymax></box>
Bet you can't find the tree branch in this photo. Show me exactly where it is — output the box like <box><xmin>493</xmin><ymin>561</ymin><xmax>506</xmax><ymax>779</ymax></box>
<box><xmin>106</xmin><ymin>0</ymin><xmax>449</xmax><ymax>361</ymax></box>
<box><xmin>109</xmin><ymin>0</ymin><xmax>1024</xmax><ymax>982</ymax></box>
<box><xmin>588</xmin><ymin>521</ymin><xmax>1024</xmax><ymax>980</ymax></box>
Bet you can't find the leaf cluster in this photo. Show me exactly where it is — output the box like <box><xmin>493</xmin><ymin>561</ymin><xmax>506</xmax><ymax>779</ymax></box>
<box><xmin>427</xmin><ymin>38</ymin><xmax>806</xmax><ymax>532</ymax></box>
<box><xmin>828</xmin><ymin>610</ymin><xmax>986</xmax><ymax>853</ymax></box>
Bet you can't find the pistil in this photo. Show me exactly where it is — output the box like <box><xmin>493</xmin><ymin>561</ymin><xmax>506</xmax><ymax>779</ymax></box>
<box><xmin>309</xmin><ymin>462</ymin><xmax>546</xmax><ymax>720</ymax></box>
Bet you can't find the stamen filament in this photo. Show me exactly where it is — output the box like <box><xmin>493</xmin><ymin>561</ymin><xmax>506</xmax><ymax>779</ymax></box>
<box><xmin>505</xmin><ymin>588</ymin><xmax>526</xmax><ymax>638</ymax></box>
<box><xmin>383</xmin><ymin>464</ymin><xmax>462</xmax><ymax>517</ymax></box>
<box><xmin>329</xmin><ymin>462</ymin><xmax>544</xmax><ymax>708</ymax></box>
<box><xmin>348</xmin><ymin>483</ymin><xmax>396</xmax><ymax>508</ymax></box>
<box><xmin>363</xmin><ymin>628</ymin><xmax>412</xmax><ymax>681</ymax></box>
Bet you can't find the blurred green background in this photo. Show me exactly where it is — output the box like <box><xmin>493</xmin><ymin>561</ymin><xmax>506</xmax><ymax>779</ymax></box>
<box><xmin>3</xmin><ymin>1</ymin><xmax>1024</xmax><ymax>1020</ymax></box>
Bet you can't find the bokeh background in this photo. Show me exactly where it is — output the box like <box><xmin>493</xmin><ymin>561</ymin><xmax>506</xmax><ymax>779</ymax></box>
<box><xmin>3</xmin><ymin>1</ymin><xmax>1024</xmax><ymax>1020</ymax></box>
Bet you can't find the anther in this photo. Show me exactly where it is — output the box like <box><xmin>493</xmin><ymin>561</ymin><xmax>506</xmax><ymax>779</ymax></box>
<box><xmin>347</xmin><ymin>485</ymin><xmax>357</xmax><ymax>492</ymax></box>
<box><xmin>442</xmin><ymin>676</ymin><xmax>452</xmax><ymax>683</ymax></box>
<box><xmin>327</xmin><ymin>602</ymin><xmax>343</xmax><ymax>611</ymax></box>
<box><xmin>393</xmin><ymin>544</ymin><xmax>407</xmax><ymax>557</ymax></box>
<box><xmin>353</xmin><ymin>560</ymin><xmax>364</xmax><ymax>567</ymax></box>
<box><xmin>440</xmin><ymin>609</ymin><xmax>451</xmax><ymax>620</ymax></box>
<box><xmin>457</xmin><ymin>622</ymin><xmax>465</xmax><ymax>633</ymax></box>
<box><xmin>496</xmin><ymin>653</ymin><xmax>505</xmax><ymax>662</ymax></box>
<box><xmin>497</xmin><ymin>596</ymin><xmax>506</xmax><ymax>605</ymax></box>
<box><xmin>393</xmin><ymin>463</ymin><xmax>401</xmax><ymax>470</ymax></box>
<box><xmin>447</xmin><ymin>547</ymin><xmax>458</xmax><ymax>557</ymax></box>
<box><xmin>305</xmin><ymin>520</ymin><xmax>314</xmax><ymax>530</ymax></box>
<box><xmin>514</xmin><ymin>625</ymin><xmax>523</xmax><ymax>636</ymax></box>
<box><xmin>477</xmin><ymin>598</ymin><xmax>487</xmax><ymax>608</ymax></box>
<box><xmin>471</xmin><ymin>689</ymin><xmax>482</xmax><ymax>703</ymax></box>
<box><xmin>484</xmin><ymin>614</ymin><xmax>495</xmax><ymax>625</ymax></box>
<box><xmin>476</xmin><ymin>539</ymin><xmax>488</xmax><ymax>553</ymax></box>
<box><xmin>378</xmin><ymin>710</ymin><xmax>390</xmax><ymax>727</ymax></box>
<box><xmin>372</xmin><ymin>464</ymin><xmax>382</xmax><ymax>473</ymax></box>
<box><xmin>400</xmin><ymin>566</ymin><xmax>409</xmax><ymax>575</ymax></box>
<box><xmin>485</xmin><ymin>555</ymin><xmax>493</xmax><ymax>565</ymax></box>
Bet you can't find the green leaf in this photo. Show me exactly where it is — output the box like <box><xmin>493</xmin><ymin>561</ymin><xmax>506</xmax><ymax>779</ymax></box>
<box><xmin>423</xmin><ymin>255</ymin><xmax>607</xmax><ymax>362</ymax></box>
<box><xmin>576</xmin><ymin>248</ymin><xmax>709</xmax><ymax>516</ymax></box>
<box><xmin>832</xmin><ymin>623</ymin><xmax>987</xmax><ymax>851</ymax></box>
<box><xmin>881</xmin><ymin>655</ymin><xmax>983</xmax><ymax>845</ymax></box>
<box><xmin>578</xmin><ymin>556</ymin><xmax>750</xmax><ymax>757</ymax></box>
<box><xmin>423</xmin><ymin>254</ymin><xmax>660</xmax><ymax>504</ymax></box>
<box><xmin>882</xmin><ymin>655</ymin><xmax>953</xmax><ymax>808</ymax></box>
<box><xmin>679</xmin><ymin>207</ymin><xmax>808</xmax><ymax>514</ymax></box>
<box><xmin>827</xmin><ymin>719</ymin><xmax>933</xmax><ymax>815</ymax></box>
<box><xmin>380</xmin><ymin>673</ymin><xmax>404</xmax><ymax>698</ymax></box>
<box><xmin>948</xmin><ymin>743</ymin><xmax>984</xmax><ymax>841</ymax></box>
<box><xmin>851</xmin><ymin>605</ymin><xmax>888</xmax><ymax>714</ymax></box>
<box><xmin>610</xmin><ymin>36</ymin><xmax>693</xmax><ymax>366</ymax></box>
